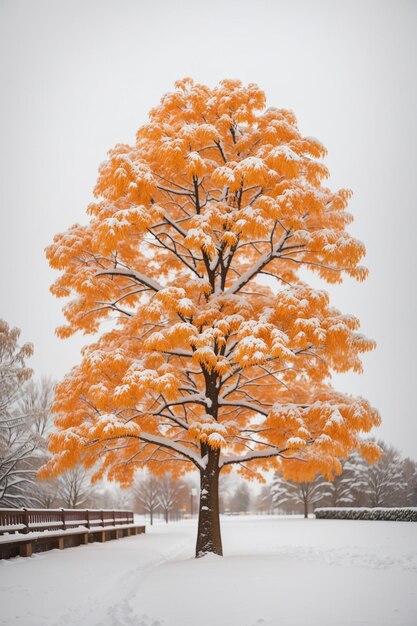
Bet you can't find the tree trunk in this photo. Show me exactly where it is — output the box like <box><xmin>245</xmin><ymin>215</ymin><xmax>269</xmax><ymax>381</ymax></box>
<box><xmin>195</xmin><ymin>450</ymin><xmax>222</xmax><ymax>557</ymax></box>
<box><xmin>303</xmin><ymin>498</ymin><xmax>308</xmax><ymax>518</ymax></box>
<box><xmin>165</xmin><ymin>509</ymin><xmax>168</xmax><ymax>524</ymax></box>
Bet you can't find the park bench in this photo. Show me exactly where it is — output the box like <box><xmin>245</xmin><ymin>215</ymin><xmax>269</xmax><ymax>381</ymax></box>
<box><xmin>0</xmin><ymin>508</ymin><xmax>145</xmax><ymax>559</ymax></box>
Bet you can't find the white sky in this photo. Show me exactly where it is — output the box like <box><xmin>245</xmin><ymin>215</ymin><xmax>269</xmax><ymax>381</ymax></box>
<box><xmin>1</xmin><ymin>0</ymin><xmax>416</xmax><ymax>457</ymax></box>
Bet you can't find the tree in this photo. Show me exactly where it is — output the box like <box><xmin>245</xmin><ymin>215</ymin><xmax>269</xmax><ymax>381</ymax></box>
<box><xmin>95</xmin><ymin>484</ymin><xmax>134</xmax><ymax>510</ymax></box>
<box><xmin>320</xmin><ymin>451</ymin><xmax>368</xmax><ymax>507</ymax></box>
<box><xmin>133</xmin><ymin>473</ymin><xmax>160</xmax><ymax>525</ymax></box>
<box><xmin>56</xmin><ymin>465</ymin><xmax>93</xmax><ymax>508</ymax></box>
<box><xmin>31</xmin><ymin>475</ymin><xmax>59</xmax><ymax>508</ymax></box>
<box><xmin>20</xmin><ymin>377</ymin><xmax>55</xmax><ymax>439</ymax></box>
<box><xmin>229</xmin><ymin>482</ymin><xmax>251</xmax><ymax>513</ymax></box>
<box><xmin>272</xmin><ymin>443</ymin><xmax>416</xmax><ymax>515</ymax></box>
<box><xmin>41</xmin><ymin>78</ymin><xmax>380</xmax><ymax>557</ymax></box>
<box><xmin>256</xmin><ymin>484</ymin><xmax>275</xmax><ymax>515</ymax></box>
<box><xmin>19</xmin><ymin>377</ymin><xmax>59</xmax><ymax>507</ymax></box>
<box><xmin>366</xmin><ymin>442</ymin><xmax>406</xmax><ymax>507</ymax></box>
<box><xmin>218</xmin><ymin>472</ymin><xmax>243</xmax><ymax>513</ymax></box>
<box><xmin>157</xmin><ymin>474</ymin><xmax>187</xmax><ymax>523</ymax></box>
<box><xmin>0</xmin><ymin>320</ymin><xmax>36</xmax><ymax>507</ymax></box>
<box><xmin>271</xmin><ymin>473</ymin><xmax>329</xmax><ymax>518</ymax></box>
<box><xmin>402</xmin><ymin>458</ymin><xmax>417</xmax><ymax>507</ymax></box>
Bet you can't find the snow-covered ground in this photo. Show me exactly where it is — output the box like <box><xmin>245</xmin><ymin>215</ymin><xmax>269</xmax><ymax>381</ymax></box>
<box><xmin>1</xmin><ymin>516</ymin><xmax>416</xmax><ymax>626</ymax></box>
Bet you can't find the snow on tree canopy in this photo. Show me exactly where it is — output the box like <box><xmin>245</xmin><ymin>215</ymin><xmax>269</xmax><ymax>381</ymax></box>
<box><xmin>41</xmin><ymin>78</ymin><xmax>381</xmax><ymax>556</ymax></box>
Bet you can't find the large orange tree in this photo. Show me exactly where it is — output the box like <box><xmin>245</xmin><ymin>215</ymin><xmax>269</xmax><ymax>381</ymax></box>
<box><xmin>42</xmin><ymin>79</ymin><xmax>380</xmax><ymax>556</ymax></box>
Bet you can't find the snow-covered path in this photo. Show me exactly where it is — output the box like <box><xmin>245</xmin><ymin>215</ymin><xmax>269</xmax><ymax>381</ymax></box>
<box><xmin>1</xmin><ymin>516</ymin><xmax>416</xmax><ymax>626</ymax></box>
<box><xmin>0</xmin><ymin>522</ymin><xmax>194</xmax><ymax>626</ymax></box>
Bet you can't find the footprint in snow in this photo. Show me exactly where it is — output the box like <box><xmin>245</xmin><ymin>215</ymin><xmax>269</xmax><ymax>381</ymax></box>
<box><xmin>108</xmin><ymin>602</ymin><xmax>162</xmax><ymax>626</ymax></box>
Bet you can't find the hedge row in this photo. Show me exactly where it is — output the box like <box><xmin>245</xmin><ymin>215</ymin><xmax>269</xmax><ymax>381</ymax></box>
<box><xmin>314</xmin><ymin>507</ymin><xmax>417</xmax><ymax>522</ymax></box>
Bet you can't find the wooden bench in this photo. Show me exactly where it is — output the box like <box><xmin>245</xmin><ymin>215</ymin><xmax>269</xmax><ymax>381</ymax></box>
<box><xmin>0</xmin><ymin>508</ymin><xmax>145</xmax><ymax>559</ymax></box>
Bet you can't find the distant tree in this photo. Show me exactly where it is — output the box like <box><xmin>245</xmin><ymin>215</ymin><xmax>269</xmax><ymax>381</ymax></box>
<box><xmin>88</xmin><ymin>483</ymin><xmax>133</xmax><ymax>510</ymax></box>
<box><xmin>321</xmin><ymin>452</ymin><xmax>368</xmax><ymax>507</ymax></box>
<box><xmin>256</xmin><ymin>484</ymin><xmax>275</xmax><ymax>515</ymax></box>
<box><xmin>157</xmin><ymin>474</ymin><xmax>187</xmax><ymax>523</ymax></box>
<box><xmin>108</xmin><ymin>485</ymin><xmax>133</xmax><ymax>510</ymax></box>
<box><xmin>57</xmin><ymin>465</ymin><xmax>93</xmax><ymax>508</ymax></box>
<box><xmin>133</xmin><ymin>473</ymin><xmax>160</xmax><ymax>525</ymax></box>
<box><xmin>20</xmin><ymin>377</ymin><xmax>60</xmax><ymax>507</ymax></box>
<box><xmin>271</xmin><ymin>473</ymin><xmax>330</xmax><ymax>518</ymax></box>
<box><xmin>218</xmin><ymin>474</ymin><xmax>238</xmax><ymax>513</ymax></box>
<box><xmin>229</xmin><ymin>482</ymin><xmax>251</xmax><ymax>513</ymax></box>
<box><xmin>20</xmin><ymin>377</ymin><xmax>55</xmax><ymax>438</ymax></box>
<box><xmin>32</xmin><ymin>477</ymin><xmax>59</xmax><ymax>508</ymax></box>
<box><xmin>0</xmin><ymin>320</ymin><xmax>36</xmax><ymax>507</ymax></box>
<box><xmin>1</xmin><ymin>373</ymin><xmax>102</xmax><ymax>509</ymax></box>
<box><xmin>43</xmin><ymin>78</ymin><xmax>381</xmax><ymax>556</ymax></box>
<box><xmin>271</xmin><ymin>443</ymin><xmax>417</xmax><ymax>514</ymax></box>
<box><xmin>366</xmin><ymin>442</ymin><xmax>406</xmax><ymax>507</ymax></box>
<box><xmin>402</xmin><ymin>458</ymin><xmax>417</xmax><ymax>507</ymax></box>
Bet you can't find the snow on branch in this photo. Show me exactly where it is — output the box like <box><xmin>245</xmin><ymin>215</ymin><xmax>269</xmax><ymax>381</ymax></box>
<box><xmin>95</xmin><ymin>268</ymin><xmax>163</xmax><ymax>292</ymax></box>
<box><xmin>137</xmin><ymin>432</ymin><xmax>206</xmax><ymax>469</ymax></box>
<box><xmin>220</xmin><ymin>446</ymin><xmax>290</xmax><ymax>467</ymax></box>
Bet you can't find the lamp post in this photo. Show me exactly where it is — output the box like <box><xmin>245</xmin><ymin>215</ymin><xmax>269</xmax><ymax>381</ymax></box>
<box><xmin>190</xmin><ymin>488</ymin><xmax>197</xmax><ymax>518</ymax></box>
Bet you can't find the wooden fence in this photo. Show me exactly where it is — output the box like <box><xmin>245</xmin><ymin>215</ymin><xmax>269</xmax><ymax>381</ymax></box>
<box><xmin>0</xmin><ymin>508</ymin><xmax>134</xmax><ymax>534</ymax></box>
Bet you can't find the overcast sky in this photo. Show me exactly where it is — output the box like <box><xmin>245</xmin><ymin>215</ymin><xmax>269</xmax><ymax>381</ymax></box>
<box><xmin>1</xmin><ymin>0</ymin><xmax>416</xmax><ymax>457</ymax></box>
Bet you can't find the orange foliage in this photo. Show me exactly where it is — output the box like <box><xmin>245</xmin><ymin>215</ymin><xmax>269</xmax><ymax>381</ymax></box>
<box><xmin>41</xmin><ymin>79</ymin><xmax>380</xmax><ymax>486</ymax></box>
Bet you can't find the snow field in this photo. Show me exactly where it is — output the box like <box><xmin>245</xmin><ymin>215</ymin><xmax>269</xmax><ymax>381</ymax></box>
<box><xmin>0</xmin><ymin>516</ymin><xmax>416</xmax><ymax>626</ymax></box>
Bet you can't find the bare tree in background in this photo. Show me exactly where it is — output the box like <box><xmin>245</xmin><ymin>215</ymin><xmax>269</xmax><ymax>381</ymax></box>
<box><xmin>20</xmin><ymin>377</ymin><xmax>60</xmax><ymax>507</ymax></box>
<box><xmin>57</xmin><ymin>465</ymin><xmax>93</xmax><ymax>508</ymax></box>
<box><xmin>229</xmin><ymin>482</ymin><xmax>251</xmax><ymax>514</ymax></box>
<box><xmin>218</xmin><ymin>473</ymin><xmax>247</xmax><ymax>514</ymax></box>
<box><xmin>271</xmin><ymin>474</ymin><xmax>330</xmax><ymax>518</ymax></box>
<box><xmin>1</xmin><ymin>326</ymin><xmax>128</xmax><ymax>511</ymax></box>
<box><xmin>256</xmin><ymin>484</ymin><xmax>275</xmax><ymax>515</ymax></box>
<box><xmin>366</xmin><ymin>442</ymin><xmax>406</xmax><ymax>507</ymax></box>
<box><xmin>20</xmin><ymin>377</ymin><xmax>55</xmax><ymax>439</ymax></box>
<box><xmin>133</xmin><ymin>474</ymin><xmax>160</xmax><ymax>525</ymax></box>
<box><xmin>262</xmin><ymin>447</ymin><xmax>409</xmax><ymax>516</ymax></box>
<box><xmin>32</xmin><ymin>477</ymin><xmax>59</xmax><ymax>508</ymax></box>
<box><xmin>402</xmin><ymin>458</ymin><xmax>417</xmax><ymax>506</ymax></box>
<box><xmin>157</xmin><ymin>474</ymin><xmax>187</xmax><ymax>523</ymax></box>
<box><xmin>270</xmin><ymin>443</ymin><xmax>416</xmax><ymax>514</ymax></box>
<box><xmin>321</xmin><ymin>452</ymin><xmax>368</xmax><ymax>507</ymax></box>
<box><xmin>0</xmin><ymin>320</ymin><xmax>36</xmax><ymax>507</ymax></box>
